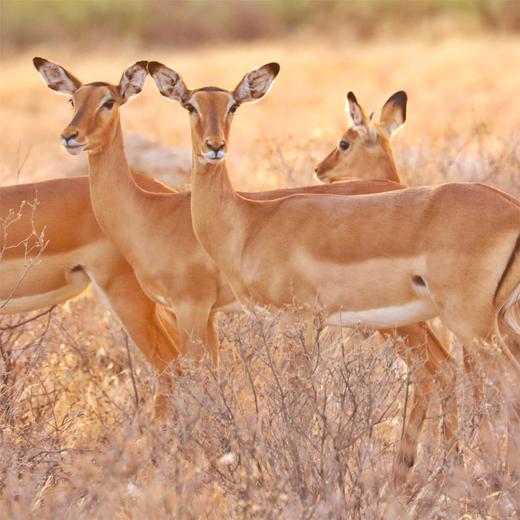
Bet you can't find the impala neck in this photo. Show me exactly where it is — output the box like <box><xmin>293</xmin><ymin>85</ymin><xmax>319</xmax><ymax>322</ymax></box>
<box><xmin>87</xmin><ymin>121</ymin><xmax>146</xmax><ymax>257</ymax></box>
<box><xmin>380</xmin><ymin>140</ymin><xmax>401</xmax><ymax>183</ymax></box>
<box><xmin>191</xmin><ymin>155</ymin><xmax>244</xmax><ymax>267</ymax></box>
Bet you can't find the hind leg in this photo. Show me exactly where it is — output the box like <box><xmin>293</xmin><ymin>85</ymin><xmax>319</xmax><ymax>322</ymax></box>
<box><xmin>381</xmin><ymin>323</ymin><xmax>458</xmax><ymax>486</ymax></box>
<box><xmin>496</xmin><ymin>323</ymin><xmax>520</xmax><ymax>478</ymax></box>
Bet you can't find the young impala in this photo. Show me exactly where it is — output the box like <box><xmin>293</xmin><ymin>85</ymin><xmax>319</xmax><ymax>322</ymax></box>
<box><xmin>314</xmin><ymin>90</ymin><xmax>405</xmax><ymax>184</ymax></box>
<box><xmin>147</xmin><ymin>60</ymin><xmax>520</xmax><ymax>469</ymax></box>
<box><xmin>35</xmin><ymin>56</ymin><xmax>456</xmax><ymax>479</ymax></box>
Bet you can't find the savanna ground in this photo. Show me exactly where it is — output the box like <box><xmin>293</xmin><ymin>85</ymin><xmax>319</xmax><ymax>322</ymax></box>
<box><xmin>3</xmin><ymin>5</ymin><xmax>520</xmax><ymax>517</ymax></box>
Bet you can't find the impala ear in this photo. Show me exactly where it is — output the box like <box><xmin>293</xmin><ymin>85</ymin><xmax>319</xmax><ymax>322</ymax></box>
<box><xmin>379</xmin><ymin>90</ymin><xmax>407</xmax><ymax>139</ymax></box>
<box><xmin>233</xmin><ymin>62</ymin><xmax>280</xmax><ymax>104</ymax></box>
<box><xmin>119</xmin><ymin>61</ymin><xmax>148</xmax><ymax>103</ymax></box>
<box><xmin>147</xmin><ymin>61</ymin><xmax>189</xmax><ymax>103</ymax></box>
<box><xmin>33</xmin><ymin>57</ymin><xmax>81</xmax><ymax>95</ymax></box>
<box><xmin>345</xmin><ymin>91</ymin><xmax>377</xmax><ymax>143</ymax></box>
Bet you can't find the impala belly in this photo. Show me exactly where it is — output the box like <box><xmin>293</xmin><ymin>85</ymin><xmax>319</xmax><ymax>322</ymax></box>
<box><xmin>0</xmin><ymin>260</ymin><xmax>90</xmax><ymax>314</ymax></box>
<box><xmin>326</xmin><ymin>300</ymin><xmax>437</xmax><ymax>328</ymax></box>
<box><xmin>0</xmin><ymin>247</ymin><xmax>97</xmax><ymax>314</ymax></box>
<box><xmin>244</xmin><ymin>250</ymin><xmax>437</xmax><ymax>329</ymax></box>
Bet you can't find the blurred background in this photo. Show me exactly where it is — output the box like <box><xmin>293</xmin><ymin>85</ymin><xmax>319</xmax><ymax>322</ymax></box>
<box><xmin>2</xmin><ymin>0</ymin><xmax>520</xmax><ymax>192</ymax></box>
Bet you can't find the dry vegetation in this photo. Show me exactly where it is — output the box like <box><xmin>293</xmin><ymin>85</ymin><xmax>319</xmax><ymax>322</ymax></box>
<box><xmin>3</xmin><ymin>32</ymin><xmax>520</xmax><ymax>518</ymax></box>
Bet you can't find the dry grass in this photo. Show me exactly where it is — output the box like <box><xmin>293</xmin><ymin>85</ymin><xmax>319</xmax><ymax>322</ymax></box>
<box><xmin>2</xmin><ymin>34</ymin><xmax>520</xmax><ymax>517</ymax></box>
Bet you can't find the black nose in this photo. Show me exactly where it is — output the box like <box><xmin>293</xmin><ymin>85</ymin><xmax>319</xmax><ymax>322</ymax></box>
<box><xmin>63</xmin><ymin>130</ymin><xmax>78</xmax><ymax>142</ymax></box>
<box><xmin>205</xmin><ymin>140</ymin><xmax>225</xmax><ymax>152</ymax></box>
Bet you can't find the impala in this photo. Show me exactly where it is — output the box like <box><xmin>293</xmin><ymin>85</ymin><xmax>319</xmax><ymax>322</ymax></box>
<box><xmin>147</xmin><ymin>60</ymin><xmax>520</xmax><ymax>468</ymax></box>
<box><xmin>314</xmin><ymin>90</ymin><xmax>405</xmax><ymax>184</ymax></box>
<box><xmin>0</xmin><ymin>173</ymin><xmax>182</xmax><ymax>412</ymax></box>
<box><xmin>35</xmin><ymin>56</ymin><xmax>455</xmax><ymax>478</ymax></box>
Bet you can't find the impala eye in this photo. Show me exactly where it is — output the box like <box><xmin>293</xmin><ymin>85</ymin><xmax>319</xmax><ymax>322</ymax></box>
<box><xmin>103</xmin><ymin>99</ymin><xmax>115</xmax><ymax>110</ymax></box>
<box><xmin>184</xmin><ymin>104</ymin><xmax>197</xmax><ymax>114</ymax></box>
<box><xmin>229</xmin><ymin>103</ymin><xmax>239</xmax><ymax>114</ymax></box>
<box><xmin>68</xmin><ymin>98</ymin><xmax>74</xmax><ymax>107</ymax></box>
<box><xmin>339</xmin><ymin>140</ymin><xmax>350</xmax><ymax>151</ymax></box>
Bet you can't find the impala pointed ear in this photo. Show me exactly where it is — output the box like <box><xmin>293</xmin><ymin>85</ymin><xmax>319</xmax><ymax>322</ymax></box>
<box><xmin>345</xmin><ymin>91</ymin><xmax>377</xmax><ymax>143</ymax></box>
<box><xmin>379</xmin><ymin>90</ymin><xmax>407</xmax><ymax>139</ymax></box>
<box><xmin>33</xmin><ymin>57</ymin><xmax>81</xmax><ymax>95</ymax></box>
<box><xmin>119</xmin><ymin>61</ymin><xmax>148</xmax><ymax>103</ymax></box>
<box><xmin>147</xmin><ymin>61</ymin><xmax>189</xmax><ymax>104</ymax></box>
<box><xmin>233</xmin><ymin>62</ymin><xmax>280</xmax><ymax>104</ymax></box>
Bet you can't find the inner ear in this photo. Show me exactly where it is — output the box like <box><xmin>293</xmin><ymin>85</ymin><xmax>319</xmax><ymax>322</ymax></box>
<box><xmin>33</xmin><ymin>57</ymin><xmax>81</xmax><ymax>95</ymax></box>
<box><xmin>345</xmin><ymin>92</ymin><xmax>367</xmax><ymax>127</ymax></box>
<box><xmin>233</xmin><ymin>62</ymin><xmax>280</xmax><ymax>104</ymax></box>
<box><xmin>119</xmin><ymin>61</ymin><xmax>148</xmax><ymax>103</ymax></box>
<box><xmin>147</xmin><ymin>61</ymin><xmax>189</xmax><ymax>103</ymax></box>
<box><xmin>379</xmin><ymin>90</ymin><xmax>407</xmax><ymax>139</ymax></box>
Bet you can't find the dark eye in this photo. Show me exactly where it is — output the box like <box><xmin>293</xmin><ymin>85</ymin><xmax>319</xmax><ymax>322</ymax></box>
<box><xmin>103</xmin><ymin>99</ymin><xmax>115</xmax><ymax>110</ymax></box>
<box><xmin>184</xmin><ymin>104</ymin><xmax>197</xmax><ymax>114</ymax></box>
<box><xmin>229</xmin><ymin>103</ymin><xmax>239</xmax><ymax>114</ymax></box>
<box><xmin>68</xmin><ymin>98</ymin><xmax>74</xmax><ymax>107</ymax></box>
<box><xmin>339</xmin><ymin>140</ymin><xmax>350</xmax><ymax>151</ymax></box>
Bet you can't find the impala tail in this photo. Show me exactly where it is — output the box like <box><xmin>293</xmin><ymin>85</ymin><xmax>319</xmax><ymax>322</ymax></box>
<box><xmin>495</xmin><ymin>235</ymin><xmax>520</xmax><ymax>370</ymax></box>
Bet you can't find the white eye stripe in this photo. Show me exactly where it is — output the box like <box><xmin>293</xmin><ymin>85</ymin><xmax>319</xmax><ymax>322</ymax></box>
<box><xmin>96</xmin><ymin>95</ymin><xmax>114</xmax><ymax>110</ymax></box>
<box><xmin>226</xmin><ymin>97</ymin><xmax>237</xmax><ymax>111</ymax></box>
<box><xmin>189</xmin><ymin>98</ymin><xmax>201</xmax><ymax>113</ymax></box>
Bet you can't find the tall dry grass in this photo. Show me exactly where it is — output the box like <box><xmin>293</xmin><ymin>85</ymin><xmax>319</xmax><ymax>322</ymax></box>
<box><xmin>1</xmin><ymin>301</ymin><xmax>519</xmax><ymax>517</ymax></box>
<box><xmin>2</xmin><ymin>35</ymin><xmax>520</xmax><ymax>517</ymax></box>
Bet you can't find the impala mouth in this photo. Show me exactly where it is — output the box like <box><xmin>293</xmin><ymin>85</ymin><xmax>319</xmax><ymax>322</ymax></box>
<box><xmin>61</xmin><ymin>139</ymin><xmax>86</xmax><ymax>155</ymax></box>
<box><xmin>202</xmin><ymin>149</ymin><xmax>227</xmax><ymax>164</ymax></box>
<box><xmin>314</xmin><ymin>171</ymin><xmax>331</xmax><ymax>183</ymax></box>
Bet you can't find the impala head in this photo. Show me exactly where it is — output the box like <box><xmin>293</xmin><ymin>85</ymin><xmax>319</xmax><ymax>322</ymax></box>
<box><xmin>315</xmin><ymin>91</ymin><xmax>407</xmax><ymax>183</ymax></box>
<box><xmin>33</xmin><ymin>57</ymin><xmax>147</xmax><ymax>155</ymax></box>
<box><xmin>148</xmin><ymin>61</ymin><xmax>280</xmax><ymax>164</ymax></box>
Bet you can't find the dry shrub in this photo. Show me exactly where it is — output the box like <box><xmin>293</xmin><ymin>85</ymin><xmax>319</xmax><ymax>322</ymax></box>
<box><xmin>0</xmin><ymin>299</ymin><xmax>519</xmax><ymax>518</ymax></box>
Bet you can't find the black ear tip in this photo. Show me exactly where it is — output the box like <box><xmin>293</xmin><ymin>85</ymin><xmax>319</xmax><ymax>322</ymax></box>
<box><xmin>33</xmin><ymin>57</ymin><xmax>46</xmax><ymax>69</ymax></box>
<box><xmin>147</xmin><ymin>61</ymin><xmax>163</xmax><ymax>74</ymax></box>
<box><xmin>389</xmin><ymin>90</ymin><xmax>407</xmax><ymax>105</ymax></box>
<box><xmin>397</xmin><ymin>90</ymin><xmax>408</xmax><ymax>103</ymax></box>
<box><xmin>266</xmin><ymin>62</ymin><xmax>280</xmax><ymax>76</ymax></box>
<box><xmin>347</xmin><ymin>91</ymin><xmax>358</xmax><ymax>104</ymax></box>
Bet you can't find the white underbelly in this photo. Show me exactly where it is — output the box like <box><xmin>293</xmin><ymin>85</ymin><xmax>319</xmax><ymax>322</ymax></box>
<box><xmin>0</xmin><ymin>282</ymin><xmax>89</xmax><ymax>314</ymax></box>
<box><xmin>325</xmin><ymin>299</ymin><xmax>437</xmax><ymax>329</ymax></box>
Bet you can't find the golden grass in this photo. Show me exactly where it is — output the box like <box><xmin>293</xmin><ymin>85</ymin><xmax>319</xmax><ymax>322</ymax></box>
<box><xmin>2</xmin><ymin>34</ymin><xmax>520</xmax><ymax>517</ymax></box>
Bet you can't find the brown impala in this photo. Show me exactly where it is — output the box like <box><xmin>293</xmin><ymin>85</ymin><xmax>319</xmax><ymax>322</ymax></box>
<box><xmin>147</xmin><ymin>60</ymin><xmax>520</xmax><ymax>472</ymax></box>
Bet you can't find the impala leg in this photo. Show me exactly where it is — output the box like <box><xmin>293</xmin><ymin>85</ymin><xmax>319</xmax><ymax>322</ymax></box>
<box><xmin>496</xmin><ymin>328</ymin><xmax>520</xmax><ymax>478</ymax></box>
<box><xmin>460</xmin><ymin>342</ymin><xmax>499</xmax><ymax>463</ymax></box>
<box><xmin>506</xmin><ymin>396</ymin><xmax>520</xmax><ymax>480</ymax></box>
<box><xmin>381</xmin><ymin>322</ymin><xmax>458</xmax><ymax>486</ymax></box>
<box><xmin>417</xmin><ymin>321</ymin><xmax>459</xmax><ymax>449</ymax></box>
<box><xmin>176</xmin><ymin>304</ymin><xmax>219</xmax><ymax>367</ymax></box>
<box><xmin>90</xmin><ymin>262</ymin><xmax>181</xmax><ymax>416</ymax></box>
<box><xmin>206</xmin><ymin>312</ymin><xmax>220</xmax><ymax>367</ymax></box>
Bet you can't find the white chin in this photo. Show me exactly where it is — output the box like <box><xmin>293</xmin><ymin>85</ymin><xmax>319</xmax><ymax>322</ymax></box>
<box><xmin>313</xmin><ymin>173</ymin><xmax>330</xmax><ymax>184</ymax></box>
<box><xmin>64</xmin><ymin>145</ymin><xmax>85</xmax><ymax>155</ymax></box>
<box><xmin>202</xmin><ymin>153</ymin><xmax>226</xmax><ymax>164</ymax></box>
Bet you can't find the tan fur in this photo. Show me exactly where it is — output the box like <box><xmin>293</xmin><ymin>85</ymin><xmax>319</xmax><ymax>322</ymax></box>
<box><xmin>148</xmin><ymin>64</ymin><xmax>520</xmax><ymax>475</ymax></box>
<box><xmin>315</xmin><ymin>92</ymin><xmax>404</xmax><ymax>183</ymax></box>
<box><xmin>47</xmin><ymin>62</ymin><xmax>408</xmax><ymax>365</ymax></box>
<box><xmin>147</xmin><ymin>63</ymin><xmax>463</xmax><ymax>477</ymax></box>
<box><xmin>0</xmin><ymin>172</ymin><xmax>181</xmax><ymax>413</ymax></box>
